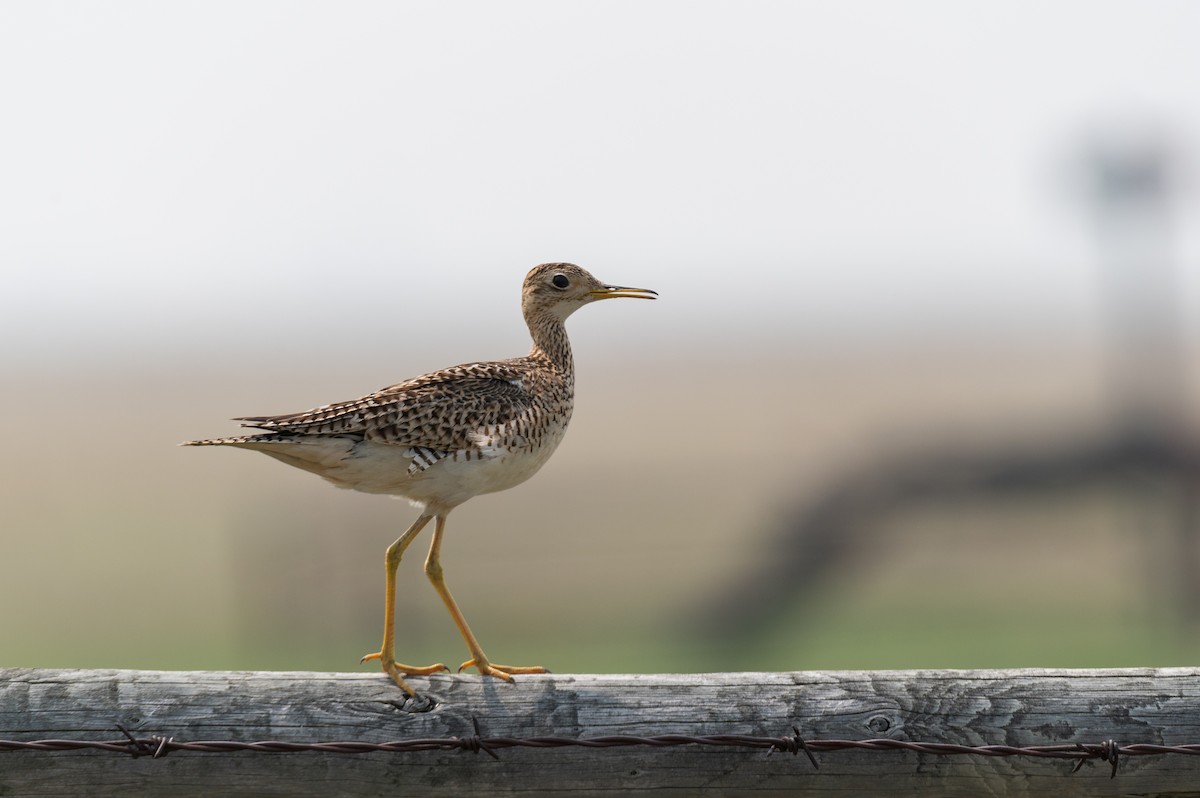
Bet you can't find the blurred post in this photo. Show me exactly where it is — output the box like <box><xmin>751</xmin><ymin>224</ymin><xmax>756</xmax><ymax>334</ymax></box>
<box><xmin>1079</xmin><ymin>124</ymin><xmax>1198</xmax><ymax>622</ymax></box>
<box><xmin>1082</xmin><ymin>127</ymin><xmax>1184</xmax><ymax>429</ymax></box>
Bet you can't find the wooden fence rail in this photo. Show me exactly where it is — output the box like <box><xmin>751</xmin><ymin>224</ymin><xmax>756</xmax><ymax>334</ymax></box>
<box><xmin>3</xmin><ymin>667</ymin><xmax>1200</xmax><ymax>796</ymax></box>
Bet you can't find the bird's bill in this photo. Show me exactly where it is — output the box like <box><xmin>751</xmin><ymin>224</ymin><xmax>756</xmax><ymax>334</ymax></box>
<box><xmin>588</xmin><ymin>285</ymin><xmax>658</xmax><ymax>300</ymax></box>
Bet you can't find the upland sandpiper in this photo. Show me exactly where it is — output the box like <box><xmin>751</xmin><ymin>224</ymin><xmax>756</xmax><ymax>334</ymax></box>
<box><xmin>185</xmin><ymin>263</ymin><xmax>656</xmax><ymax>694</ymax></box>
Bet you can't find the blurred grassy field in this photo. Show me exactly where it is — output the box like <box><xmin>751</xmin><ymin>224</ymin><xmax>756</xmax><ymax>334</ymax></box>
<box><xmin>3</xmin><ymin>340</ymin><xmax>1199</xmax><ymax>674</ymax></box>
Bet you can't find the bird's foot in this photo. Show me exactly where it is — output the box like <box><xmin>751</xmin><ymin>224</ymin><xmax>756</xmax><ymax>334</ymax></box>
<box><xmin>360</xmin><ymin>651</ymin><xmax>450</xmax><ymax>674</ymax></box>
<box><xmin>458</xmin><ymin>657</ymin><xmax>549</xmax><ymax>682</ymax></box>
<box><xmin>361</xmin><ymin>651</ymin><xmax>450</xmax><ymax>695</ymax></box>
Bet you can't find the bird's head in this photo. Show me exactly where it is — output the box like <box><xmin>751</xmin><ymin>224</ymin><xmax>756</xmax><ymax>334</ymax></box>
<box><xmin>522</xmin><ymin>262</ymin><xmax>657</xmax><ymax>322</ymax></box>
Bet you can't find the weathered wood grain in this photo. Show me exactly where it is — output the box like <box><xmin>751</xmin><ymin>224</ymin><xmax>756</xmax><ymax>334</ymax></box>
<box><xmin>2</xmin><ymin>668</ymin><xmax>1200</xmax><ymax>796</ymax></box>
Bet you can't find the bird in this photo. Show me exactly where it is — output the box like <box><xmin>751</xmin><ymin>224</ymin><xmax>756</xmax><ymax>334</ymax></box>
<box><xmin>184</xmin><ymin>263</ymin><xmax>656</xmax><ymax>695</ymax></box>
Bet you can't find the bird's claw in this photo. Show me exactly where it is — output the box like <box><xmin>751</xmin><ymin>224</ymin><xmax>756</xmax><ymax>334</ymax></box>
<box><xmin>360</xmin><ymin>651</ymin><xmax>448</xmax><ymax>673</ymax></box>
<box><xmin>361</xmin><ymin>651</ymin><xmax>450</xmax><ymax>694</ymax></box>
<box><xmin>458</xmin><ymin>658</ymin><xmax>549</xmax><ymax>681</ymax></box>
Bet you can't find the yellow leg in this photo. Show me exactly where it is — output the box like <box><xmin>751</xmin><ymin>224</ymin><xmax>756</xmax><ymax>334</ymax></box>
<box><xmin>360</xmin><ymin>514</ymin><xmax>449</xmax><ymax>695</ymax></box>
<box><xmin>424</xmin><ymin>514</ymin><xmax>547</xmax><ymax>681</ymax></box>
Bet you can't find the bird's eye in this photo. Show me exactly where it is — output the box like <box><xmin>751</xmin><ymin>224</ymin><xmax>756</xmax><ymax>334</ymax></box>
<box><xmin>551</xmin><ymin>274</ymin><xmax>570</xmax><ymax>289</ymax></box>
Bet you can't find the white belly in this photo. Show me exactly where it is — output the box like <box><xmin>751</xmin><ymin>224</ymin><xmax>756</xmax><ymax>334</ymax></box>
<box><xmin>421</xmin><ymin>441</ymin><xmax>561</xmax><ymax>502</ymax></box>
<box><xmin>286</xmin><ymin>429</ymin><xmax>566</xmax><ymax>513</ymax></box>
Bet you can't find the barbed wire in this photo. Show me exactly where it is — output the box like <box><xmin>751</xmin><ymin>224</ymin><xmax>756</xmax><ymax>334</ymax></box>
<box><xmin>6</xmin><ymin>723</ymin><xmax>1200</xmax><ymax>778</ymax></box>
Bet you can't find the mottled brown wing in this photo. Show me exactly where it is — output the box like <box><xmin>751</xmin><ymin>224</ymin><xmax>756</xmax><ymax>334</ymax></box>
<box><xmin>235</xmin><ymin>362</ymin><xmax>534</xmax><ymax>453</ymax></box>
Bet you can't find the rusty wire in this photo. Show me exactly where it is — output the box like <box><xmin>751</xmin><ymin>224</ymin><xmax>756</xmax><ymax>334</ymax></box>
<box><xmin>4</xmin><ymin>724</ymin><xmax>1198</xmax><ymax>778</ymax></box>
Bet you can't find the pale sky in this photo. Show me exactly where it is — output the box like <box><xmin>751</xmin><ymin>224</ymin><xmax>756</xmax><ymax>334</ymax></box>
<box><xmin>3</xmin><ymin>1</ymin><xmax>1199</xmax><ymax>366</ymax></box>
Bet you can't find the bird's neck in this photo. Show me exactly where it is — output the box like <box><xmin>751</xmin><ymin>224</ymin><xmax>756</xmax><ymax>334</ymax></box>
<box><xmin>525</xmin><ymin>310</ymin><xmax>574</xmax><ymax>377</ymax></box>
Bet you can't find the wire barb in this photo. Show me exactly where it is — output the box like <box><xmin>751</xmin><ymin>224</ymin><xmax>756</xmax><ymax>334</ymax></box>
<box><xmin>1100</xmin><ymin>739</ymin><xmax>1120</xmax><ymax>779</ymax></box>
<box><xmin>769</xmin><ymin>727</ymin><xmax>819</xmax><ymax>770</ymax></box>
<box><xmin>455</xmin><ymin>717</ymin><xmax>499</xmax><ymax>760</ymax></box>
<box><xmin>115</xmin><ymin>723</ymin><xmax>172</xmax><ymax>759</ymax></box>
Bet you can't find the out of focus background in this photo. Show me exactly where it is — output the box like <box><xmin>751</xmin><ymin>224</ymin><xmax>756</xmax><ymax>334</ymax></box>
<box><xmin>3</xmin><ymin>2</ymin><xmax>1200</xmax><ymax>675</ymax></box>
